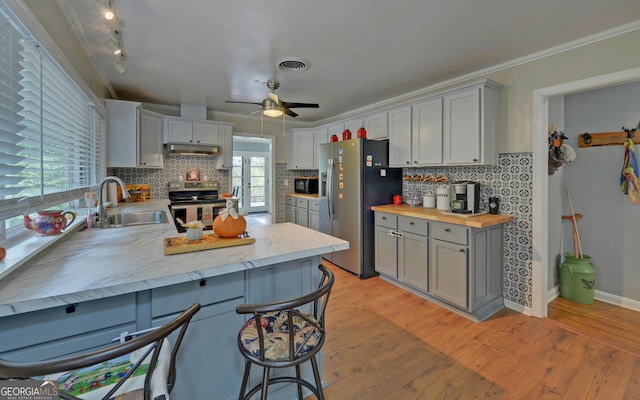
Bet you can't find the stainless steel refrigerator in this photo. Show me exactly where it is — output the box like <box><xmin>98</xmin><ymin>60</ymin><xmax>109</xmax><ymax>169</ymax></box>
<box><xmin>319</xmin><ymin>139</ymin><xmax>402</xmax><ymax>278</ymax></box>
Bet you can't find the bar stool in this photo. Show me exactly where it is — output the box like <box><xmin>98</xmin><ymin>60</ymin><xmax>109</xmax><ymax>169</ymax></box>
<box><xmin>0</xmin><ymin>303</ymin><xmax>201</xmax><ymax>400</ymax></box>
<box><xmin>236</xmin><ymin>264</ymin><xmax>334</xmax><ymax>400</ymax></box>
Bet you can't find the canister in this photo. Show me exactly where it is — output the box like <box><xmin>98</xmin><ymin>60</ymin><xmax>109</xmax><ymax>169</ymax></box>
<box><xmin>423</xmin><ymin>192</ymin><xmax>435</xmax><ymax>208</ymax></box>
<box><xmin>436</xmin><ymin>186</ymin><xmax>450</xmax><ymax>210</ymax></box>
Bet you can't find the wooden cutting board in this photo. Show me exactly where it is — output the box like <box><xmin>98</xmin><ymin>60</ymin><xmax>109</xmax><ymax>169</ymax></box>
<box><xmin>163</xmin><ymin>233</ymin><xmax>255</xmax><ymax>255</ymax></box>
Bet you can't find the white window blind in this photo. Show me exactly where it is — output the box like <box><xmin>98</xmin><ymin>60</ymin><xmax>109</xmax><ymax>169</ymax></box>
<box><xmin>0</xmin><ymin>5</ymin><xmax>104</xmax><ymax>236</ymax></box>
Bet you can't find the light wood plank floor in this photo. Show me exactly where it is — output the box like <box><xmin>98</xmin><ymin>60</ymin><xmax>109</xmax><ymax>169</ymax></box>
<box><xmin>319</xmin><ymin>262</ymin><xmax>640</xmax><ymax>399</ymax></box>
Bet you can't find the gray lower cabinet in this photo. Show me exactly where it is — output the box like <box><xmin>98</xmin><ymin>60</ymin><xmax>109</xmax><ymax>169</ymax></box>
<box><xmin>308</xmin><ymin>199</ymin><xmax>320</xmax><ymax>231</ymax></box>
<box><xmin>374</xmin><ymin>213</ymin><xmax>429</xmax><ymax>291</ymax></box>
<box><xmin>430</xmin><ymin>221</ymin><xmax>504</xmax><ymax>320</ymax></box>
<box><xmin>0</xmin><ymin>294</ymin><xmax>138</xmax><ymax>362</ymax></box>
<box><xmin>374</xmin><ymin>212</ymin><xmax>398</xmax><ymax>278</ymax></box>
<box><xmin>150</xmin><ymin>272</ymin><xmax>245</xmax><ymax>400</ymax></box>
<box><xmin>373</xmin><ymin>211</ymin><xmax>504</xmax><ymax>321</ymax></box>
<box><xmin>398</xmin><ymin>217</ymin><xmax>429</xmax><ymax>291</ymax></box>
<box><xmin>286</xmin><ymin>195</ymin><xmax>297</xmax><ymax>224</ymax></box>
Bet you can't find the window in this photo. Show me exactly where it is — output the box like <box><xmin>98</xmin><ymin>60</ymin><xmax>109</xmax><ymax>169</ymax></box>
<box><xmin>0</xmin><ymin>4</ymin><xmax>105</xmax><ymax>240</ymax></box>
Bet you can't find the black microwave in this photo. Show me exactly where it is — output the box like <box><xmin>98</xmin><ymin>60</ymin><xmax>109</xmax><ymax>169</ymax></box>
<box><xmin>294</xmin><ymin>177</ymin><xmax>319</xmax><ymax>194</ymax></box>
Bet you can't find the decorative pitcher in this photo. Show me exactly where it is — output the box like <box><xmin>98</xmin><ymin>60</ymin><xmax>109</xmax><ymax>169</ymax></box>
<box><xmin>24</xmin><ymin>210</ymin><xmax>76</xmax><ymax>236</ymax></box>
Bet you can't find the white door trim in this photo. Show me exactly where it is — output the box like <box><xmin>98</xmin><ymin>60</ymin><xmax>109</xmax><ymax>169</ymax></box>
<box><xmin>531</xmin><ymin>66</ymin><xmax>640</xmax><ymax>318</ymax></box>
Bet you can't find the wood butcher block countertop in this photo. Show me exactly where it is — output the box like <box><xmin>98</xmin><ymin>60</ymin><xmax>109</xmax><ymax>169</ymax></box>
<box><xmin>371</xmin><ymin>204</ymin><xmax>514</xmax><ymax>228</ymax></box>
<box><xmin>286</xmin><ymin>192</ymin><xmax>319</xmax><ymax>199</ymax></box>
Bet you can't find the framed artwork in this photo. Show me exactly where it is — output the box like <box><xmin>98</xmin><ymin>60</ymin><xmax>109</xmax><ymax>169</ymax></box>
<box><xmin>187</xmin><ymin>169</ymin><xmax>200</xmax><ymax>181</ymax></box>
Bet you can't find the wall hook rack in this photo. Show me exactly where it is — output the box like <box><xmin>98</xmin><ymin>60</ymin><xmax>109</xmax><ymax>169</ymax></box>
<box><xmin>578</xmin><ymin>122</ymin><xmax>640</xmax><ymax>147</ymax></box>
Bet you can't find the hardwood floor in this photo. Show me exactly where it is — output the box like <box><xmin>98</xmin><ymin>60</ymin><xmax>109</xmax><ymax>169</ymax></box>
<box><xmin>319</xmin><ymin>262</ymin><xmax>640</xmax><ymax>399</ymax></box>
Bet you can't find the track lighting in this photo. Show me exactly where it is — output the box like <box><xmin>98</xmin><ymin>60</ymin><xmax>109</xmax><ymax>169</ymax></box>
<box><xmin>105</xmin><ymin>38</ymin><xmax>121</xmax><ymax>55</ymax></box>
<box><xmin>113</xmin><ymin>59</ymin><xmax>127</xmax><ymax>74</ymax></box>
<box><xmin>94</xmin><ymin>0</ymin><xmax>116</xmax><ymax>21</ymax></box>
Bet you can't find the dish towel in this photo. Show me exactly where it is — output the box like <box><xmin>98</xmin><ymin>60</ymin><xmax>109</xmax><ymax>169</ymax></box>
<box><xmin>620</xmin><ymin>137</ymin><xmax>640</xmax><ymax>205</ymax></box>
<box><xmin>201</xmin><ymin>205</ymin><xmax>213</xmax><ymax>225</ymax></box>
<box><xmin>185</xmin><ymin>205</ymin><xmax>198</xmax><ymax>222</ymax></box>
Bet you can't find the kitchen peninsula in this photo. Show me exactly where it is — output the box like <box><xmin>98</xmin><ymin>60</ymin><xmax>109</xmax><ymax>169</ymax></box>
<box><xmin>372</xmin><ymin>204</ymin><xmax>513</xmax><ymax>321</ymax></box>
<box><xmin>0</xmin><ymin>199</ymin><xmax>348</xmax><ymax>400</ymax></box>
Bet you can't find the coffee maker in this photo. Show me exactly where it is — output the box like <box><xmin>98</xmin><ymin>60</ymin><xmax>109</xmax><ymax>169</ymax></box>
<box><xmin>450</xmin><ymin>181</ymin><xmax>481</xmax><ymax>214</ymax></box>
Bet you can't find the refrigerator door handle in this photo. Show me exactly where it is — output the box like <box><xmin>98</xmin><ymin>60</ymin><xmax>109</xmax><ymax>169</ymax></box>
<box><xmin>327</xmin><ymin>158</ymin><xmax>335</xmax><ymax>219</ymax></box>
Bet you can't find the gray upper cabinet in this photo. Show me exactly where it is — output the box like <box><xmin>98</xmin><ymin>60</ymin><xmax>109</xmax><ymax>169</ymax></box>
<box><xmin>344</xmin><ymin>118</ymin><xmax>363</xmax><ymax>135</ymax></box>
<box><xmin>388</xmin><ymin>106</ymin><xmax>412</xmax><ymax>167</ymax></box>
<box><xmin>363</xmin><ymin>112</ymin><xmax>388</xmax><ymax>140</ymax></box>
<box><xmin>443</xmin><ymin>80</ymin><xmax>501</xmax><ymax>165</ymax></box>
<box><xmin>411</xmin><ymin>98</ymin><xmax>443</xmax><ymax>165</ymax></box>
<box><xmin>106</xmin><ymin>99</ymin><xmax>163</xmax><ymax>168</ymax></box>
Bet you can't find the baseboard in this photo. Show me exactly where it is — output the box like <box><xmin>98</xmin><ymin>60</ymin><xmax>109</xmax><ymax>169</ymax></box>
<box><xmin>547</xmin><ymin>285</ymin><xmax>640</xmax><ymax>313</ymax></box>
<box><xmin>504</xmin><ymin>299</ymin><xmax>532</xmax><ymax>316</ymax></box>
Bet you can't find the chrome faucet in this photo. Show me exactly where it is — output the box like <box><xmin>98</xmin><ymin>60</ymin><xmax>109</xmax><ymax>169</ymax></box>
<box><xmin>96</xmin><ymin>176</ymin><xmax>130</xmax><ymax>222</ymax></box>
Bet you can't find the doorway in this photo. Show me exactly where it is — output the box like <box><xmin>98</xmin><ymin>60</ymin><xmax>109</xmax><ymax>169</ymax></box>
<box><xmin>232</xmin><ymin>135</ymin><xmax>274</xmax><ymax>216</ymax></box>
<box><xmin>531</xmin><ymin>66</ymin><xmax>640</xmax><ymax>318</ymax></box>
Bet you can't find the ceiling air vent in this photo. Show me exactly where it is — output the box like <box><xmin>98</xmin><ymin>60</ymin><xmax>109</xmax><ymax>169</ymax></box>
<box><xmin>277</xmin><ymin>58</ymin><xmax>310</xmax><ymax>72</ymax></box>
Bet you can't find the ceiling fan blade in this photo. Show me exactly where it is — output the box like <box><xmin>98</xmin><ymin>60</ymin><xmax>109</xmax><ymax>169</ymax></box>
<box><xmin>249</xmin><ymin>109</ymin><xmax>263</xmax><ymax>115</ymax></box>
<box><xmin>281</xmin><ymin>101</ymin><xmax>319</xmax><ymax>109</ymax></box>
<box><xmin>283</xmin><ymin>107</ymin><xmax>298</xmax><ymax>118</ymax></box>
<box><xmin>225</xmin><ymin>100</ymin><xmax>263</xmax><ymax>106</ymax></box>
<box><xmin>268</xmin><ymin>92</ymin><xmax>280</xmax><ymax>105</ymax></box>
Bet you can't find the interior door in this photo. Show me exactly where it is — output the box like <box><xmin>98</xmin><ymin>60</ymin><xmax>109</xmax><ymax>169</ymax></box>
<box><xmin>232</xmin><ymin>152</ymin><xmax>269</xmax><ymax>213</ymax></box>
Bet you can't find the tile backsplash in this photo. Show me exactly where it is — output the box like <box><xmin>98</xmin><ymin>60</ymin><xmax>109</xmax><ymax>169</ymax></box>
<box><xmin>111</xmin><ymin>154</ymin><xmax>229</xmax><ymax>198</ymax></box>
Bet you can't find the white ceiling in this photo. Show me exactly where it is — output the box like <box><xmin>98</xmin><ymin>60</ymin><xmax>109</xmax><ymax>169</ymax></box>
<box><xmin>56</xmin><ymin>0</ymin><xmax>640</xmax><ymax>123</ymax></box>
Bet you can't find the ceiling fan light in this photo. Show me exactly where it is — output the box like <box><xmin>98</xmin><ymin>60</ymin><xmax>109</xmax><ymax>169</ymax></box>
<box><xmin>263</xmin><ymin>108</ymin><xmax>283</xmax><ymax>118</ymax></box>
<box><xmin>104</xmin><ymin>9</ymin><xmax>115</xmax><ymax>20</ymax></box>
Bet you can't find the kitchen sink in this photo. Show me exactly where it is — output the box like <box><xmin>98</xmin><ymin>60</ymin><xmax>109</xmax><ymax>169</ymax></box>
<box><xmin>91</xmin><ymin>210</ymin><xmax>168</xmax><ymax>228</ymax></box>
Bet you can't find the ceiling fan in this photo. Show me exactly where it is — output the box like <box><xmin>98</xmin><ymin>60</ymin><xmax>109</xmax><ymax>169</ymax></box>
<box><xmin>226</xmin><ymin>79</ymin><xmax>319</xmax><ymax>118</ymax></box>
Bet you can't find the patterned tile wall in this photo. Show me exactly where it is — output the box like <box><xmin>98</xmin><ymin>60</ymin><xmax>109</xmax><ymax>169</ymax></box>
<box><xmin>109</xmin><ymin>155</ymin><xmax>229</xmax><ymax>198</ymax></box>
<box><xmin>273</xmin><ymin>165</ymin><xmax>317</xmax><ymax>223</ymax></box>
<box><xmin>273</xmin><ymin>153</ymin><xmax>534</xmax><ymax>308</ymax></box>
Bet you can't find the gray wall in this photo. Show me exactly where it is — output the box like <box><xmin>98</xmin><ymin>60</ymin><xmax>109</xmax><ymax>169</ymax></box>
<box><xmin>562</xmin><ymin>81</ymin><xmax>640</xmax><ymax>301</ymax></box>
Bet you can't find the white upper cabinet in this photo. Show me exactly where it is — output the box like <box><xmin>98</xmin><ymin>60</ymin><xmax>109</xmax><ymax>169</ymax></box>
<box><xmin>443</xmin><ymin>80</ymin><xmax>501</xmax><ymax>165</ymax></box>
<box><xmin>344</xmin><ymin>118</ymin><xmax>363</xmax><ymax>136</ymax></box>
<box><xmin>106</xmin><ymin>99</ymin><xmax>163</xmax><ymax>168</ymax></box>
<box><xmin>215</xmin><ymin>124</ymin><xmax>234</xmax><ymax>169</ymax></box>
<box><xmin>313</xmin><ymin>127</ymin><xmax>328</xmax><ymax>169</ymax></box>
<box><xmin>287</xmin><ymin>128</ymin><xmax>315</xmax><ymax>169</ymax></box>
<box><xmin>363</xmin><ymin>112</ymin><xmax>388</xmax><ymax>140</ymax></box>
<box><xmin>326</xmin><ymin>122</ymin><xmax>344</xmax><ymax>140</ymax></box>
<box><xmin>388</xmin><ymin>106</ymin><xmax>412</xmax><ymax>167</ymax></box>
<box><xmin>164</xmin><ymin>116</ymin><xmax>220</xmax><ymax>145</ymax></box>
<box><xmin>412</xmin><ymin>98</ymin><xmax>443</xmax><ymax>165</ymax></box>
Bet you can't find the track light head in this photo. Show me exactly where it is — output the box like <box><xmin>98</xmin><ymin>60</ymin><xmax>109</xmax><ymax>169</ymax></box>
<box><xmin>113</xmin><ymin>59</ymin><xmax>127</xmax><ymax>74</ymax></box>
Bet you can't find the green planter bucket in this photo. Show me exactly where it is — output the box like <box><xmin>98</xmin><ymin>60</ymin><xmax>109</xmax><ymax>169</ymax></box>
<box><xmin>559</xmin><ymin>253</ymin><xmax>596</xmax><ymax>304</ymax></box>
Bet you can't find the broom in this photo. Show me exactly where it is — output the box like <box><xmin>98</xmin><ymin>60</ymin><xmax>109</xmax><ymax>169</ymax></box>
<box><xmin>566</xmin><ymin>187</ymin><xmax>584</xmax><ymax>259</ymax></box>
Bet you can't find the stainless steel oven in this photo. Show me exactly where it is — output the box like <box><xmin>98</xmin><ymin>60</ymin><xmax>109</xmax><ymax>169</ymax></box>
<box><xmin>167</xmin><ymin>180</ymin><xmax>237</xmax><ymax>233</ymax></box>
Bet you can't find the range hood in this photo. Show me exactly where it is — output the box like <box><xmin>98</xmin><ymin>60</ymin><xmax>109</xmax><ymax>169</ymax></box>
<box><xmin>166</xmin><ymin>143</ymin><xmax>220</xmax><ymax>156</ymax></box>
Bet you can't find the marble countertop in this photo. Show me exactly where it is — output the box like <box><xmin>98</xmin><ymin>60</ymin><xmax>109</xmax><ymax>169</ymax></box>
<box><xmin>371</xmin><ymin>204</ymin><xmax>514</xmax><ymax>228</ymax></box>
<box><xmin>0</xmin><ymin>200</ymin><xmax>348</xmax><ymax>317</ymax></box>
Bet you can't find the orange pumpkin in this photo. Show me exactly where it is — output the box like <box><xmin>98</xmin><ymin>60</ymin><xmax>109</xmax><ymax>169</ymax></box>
<box><xmin>213</xmin><ymin>214</ymin><xmax>246</xmax><ymax>238</ymax></box>
<box><xmin>0</xmin><ymin>247</ymin><xmax>5</xmax><ymax>261</ymax></box>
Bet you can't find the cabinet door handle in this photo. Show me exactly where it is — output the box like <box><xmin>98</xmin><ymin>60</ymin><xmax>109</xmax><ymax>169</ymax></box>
<box><xmin>65</xmin><ymin>305</ymin><xmax>76</xmax><ymax>314</ymax></box>
<box><xmin>459</xmin><ymin>248</ymin><xmax>465</xmax><ymax>253</ymax></box>
<box><xmin>409</xmin><ymin>221</ymin><xmax>415</xmax><ymax>225</ymax></box>
<box><xmin>444</xmin><ymin>228</ymin><xmax>451</xmax><ymax>232</ymax></box>
<box><xmin>405</xmin><ymin>161</ymin><xmax>410</xmax><ymax>165</ymax></box>
<box><xmin>382</xmin><ymin>216</ymin><xmax>387</xmax><ymax>220</ymax></box>
<box><xmin>199</xmin><ymin>279</ymin><xmax>207</xmax><ymax>287</ymax></box>
<box><xmin>473</xmin><ymin>158</ymin><xmax>479</xmax><ymax>162</ymax></box>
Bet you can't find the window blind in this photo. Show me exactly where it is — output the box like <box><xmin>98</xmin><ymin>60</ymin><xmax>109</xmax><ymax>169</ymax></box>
<box><xmin>0</xmin><ymin>4</ymin><xmax>104</xmax><ymax>233</ymax></box>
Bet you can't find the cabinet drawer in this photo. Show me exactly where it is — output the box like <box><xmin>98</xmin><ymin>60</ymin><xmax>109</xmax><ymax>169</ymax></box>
<box><xmin>0</xmin><ymin>294</ymin><xmax>136</xmax><ymax>353</ymax></box>
<box><xmin>151</xmin><ymin>271</ymin><xmax>244</xmax><ymax>318</ymax></box>
<box><xmin>286</xmin><ymin>196</ymin><xmax>297</xmax><ymax>206</ymax></box>
<box><xmin>308</xmin><ymin>199</ymin><xmax>320</xmax><ymax>211</ymax></box>
<box><xmin>296</xmin><ymin>198</ymin><xmax>309</xmax><ymax>209</ymax></box>
<box><xmin>399</xmin><ymin>217</ymin><xmax>428</xmax><ymax>235</ymax></box>
<box><xmin>431</xmin><ymin>222</ymin><xmax>468</xmax><ymax>245</ymax></box>
<box><xmin>375</xmin><ymin>212</ymin><xmax>397</xmax><ymax>229</ymax></box>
